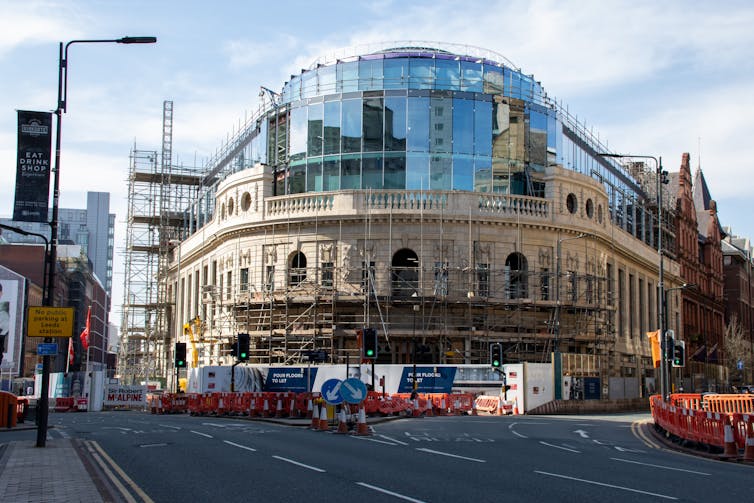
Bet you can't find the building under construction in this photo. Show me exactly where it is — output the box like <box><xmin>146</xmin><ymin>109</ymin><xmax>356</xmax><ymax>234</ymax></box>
<box><xmin>119</xmin><ymin>43</ymin><xmax>684</xmax><ymax>396</ymax></box>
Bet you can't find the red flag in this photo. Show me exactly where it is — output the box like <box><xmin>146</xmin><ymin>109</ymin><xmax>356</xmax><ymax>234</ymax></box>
<box><xmin>68</xmin><ymin>338</ymin><xmax>74</xmax><ymax>367</ymax></box>
<box><xmin>80</xmin><ymin>306</ymin><xmax>91</xmax><ymax>351</ymax></box>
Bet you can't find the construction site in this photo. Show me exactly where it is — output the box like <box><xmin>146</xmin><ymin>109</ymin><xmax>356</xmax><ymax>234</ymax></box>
<box><xmin>118</xmin><ymin>44</ymin><xmax>675</xmax><ymax>394</ymax></box>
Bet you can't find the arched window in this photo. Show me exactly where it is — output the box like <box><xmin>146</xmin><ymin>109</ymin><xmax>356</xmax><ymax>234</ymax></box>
<box><xmin>289</xmin><ymin>252</ymin><xmax>307</xmax><ymax>286</ymax></box>
<box><xmin>505</xmin><ymin>252</ymin><xmax>528</xmax><ymax>299</ymax></box>
<box><xmin>391</xmin><ymin>249</ymin><xmax>419</xmax><ymax>298</ymax></box>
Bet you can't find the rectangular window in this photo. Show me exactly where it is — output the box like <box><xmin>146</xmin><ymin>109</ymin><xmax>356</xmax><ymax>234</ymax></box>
<box><xmin>341</xmin><ymin>99</ymin><xmax>362</xmax><ymax>153</ymax></box>
<box><xmin>323</xmin><ymin>101</ymin><xmax>341</xmax><ymax>155</ymax></box>
<box><xmin>363</xmin><ymin>97</ymin><xmax>383</xmax><ymax>152</ymax></box>
<box><xmin>618</xmin><ymin>269</ymin><xmax>625</xmax><ymax>338</ymax></box>
<box><xmin>341</xmin><ymin>154</ymin><xmax>361</xmax><ymax>189</ymax></box>
<box><xmin>306</xmin><ymin>159</ymin><xmax>323</xmax><ymax>192</ymax></box>
<box><xmin>384</xmin><ymin>152</ymin><xmax>406</xmax><ymax>189</ymax></box>
<box><xmin>383</xmin><ymin>58</ymin><xmax>408</xmax><ymax>89</ymax></box>
<box><xmin>323</xmin><ymin>156</ymin><xmax>340</xmax><ymax>191</ymax></box>
<box><xmin>307</xmin><ymin>103</ymin><xmax>323</xmax><ymax>156</ymax></box>
<box><xmin>540</xmin><ymin>268</ymin><xmax>550</xmax><ymax>301</ymax></box>
<box><xmin>362</xmin><ymin>153</ymin><xmax>383</xmax><ymax>189</ymax></box>
<box><xmin>322</xmin><ymin>262</ymin><xmax>334</xmax><ymax>288</ymax></box>
<box><xmin>568</xmin><ymin>271</ymin><xmax>577</xmax><ymax>302</ymax></box>
<box><xmin>407</xmin><ymin>97</ymin><xmax>429</xmax><ymax>152</ymax></box>
<box><xmin>434</xmin><ymin>262</ymin><xmax>448</xmax><ymax>297</ymax></box>
<box><xmin>226</xmin><ymin>271</ymin><xmax>232</xmax><ymax>300</ymax></box>
<box><xmin>240</xmin><ymin>268</ymin><xmax>249</xmax><ymax>293</ymax></box>
<box><xmin>384</xmin><ymin>96</ymin><xmax>406</xmax><ymax>151</ymax></box>
<box><xmin>265</xmin><ymin>265</ymin><xmax>275</xmax><ymax>292</ymax></box>
<box><xmin>477</xmin><ymin>263</ymin><xmax>489</xmax><ymax>298</ymax></box>
<box><xmin>362</xmin><ymin>261</ymin><xmax>375</xmax><ymax>293</ymax></box>
<box><xmin>629</xmin><ymin>273</ymin><xmax>635</xmax><ymax>338</ymax></box>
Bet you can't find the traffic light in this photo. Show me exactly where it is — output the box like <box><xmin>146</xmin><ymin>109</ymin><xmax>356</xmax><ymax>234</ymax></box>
<box><xmin>175</xmin><ymin>343</ymin><xmax>187</xmax><ymax>368</ymax></box>
<box><xmin>237</xmin><ymin>333</ymin><xmax>250</xmax><ymax>361</ymax></box>
<box><xmin>490</xmin><ymin>343</ymin><xmax>503</xmax><ymax>368</ymax></box>
<box><xmin>362</xmin><ymin>328</ymin><xmax>378</xmax><ymax>359</ymax></box>
<box><xmin>672</xmin><ymin>340</ymin><xmax>686</xmax><ymax>367</ymax></box>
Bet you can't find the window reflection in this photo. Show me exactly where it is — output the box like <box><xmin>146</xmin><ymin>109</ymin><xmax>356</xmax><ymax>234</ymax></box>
<box><xmin>407</xmin><ymin>97</ymin><xmax>429</xmax><ymax>152</ymax></box>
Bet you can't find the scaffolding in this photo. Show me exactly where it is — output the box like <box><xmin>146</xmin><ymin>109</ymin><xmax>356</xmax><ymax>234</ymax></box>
<box><xmin>118</xmin><ymin>101</ymin><xmax>202</xmax><ymax>385</ymax></box>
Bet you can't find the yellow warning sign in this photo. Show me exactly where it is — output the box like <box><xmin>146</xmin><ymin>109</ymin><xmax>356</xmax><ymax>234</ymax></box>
<box><xmin>27</xmin><ymin>307</ymin><xmax>75</xmax><ymax>338</ymax></box>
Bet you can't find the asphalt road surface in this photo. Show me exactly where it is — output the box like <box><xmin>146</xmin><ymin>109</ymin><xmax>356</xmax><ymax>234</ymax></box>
<box><xmin>20</xmin><ymin>411</ymin><xmax>754</xmax><ymax>502</ymax></box>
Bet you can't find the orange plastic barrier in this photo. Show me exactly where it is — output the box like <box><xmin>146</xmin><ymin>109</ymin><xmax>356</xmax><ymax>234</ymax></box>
<box><xmin>474</xmin><ymin>395</ymin><xmax>500</xmax><ymax>414</ymax></box>
<box><xmin>16</xmin><ymin>397</ymin><xmax>29</xmax><ymax>423</ymax></box>
<box><xmin>54</xmin><ymin>397</ymin><xmax>74</xmax><ymax>412</ymax></box>
<box><xmin>704</xmin><ymin>394</ymin><xmax>754</xmax><ymax>414</ymax></box>
<box><xmin>0</xmin><ymin>392</ymin><xmax>19</xmax><ymax>428</ymax></box>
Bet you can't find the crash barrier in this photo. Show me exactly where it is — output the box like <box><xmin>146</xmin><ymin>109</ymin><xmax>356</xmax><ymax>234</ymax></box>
<box><xmin>54</xmin><ymin>397</ymin><xmax>75</xmax><ymax>412</ymax></box>
<box><xmin>473</xmin><ymin>395</ymin><xmax>516</xmax><ymax>415</ymax></box>
<box><xmin>650</xmin><ymin>394</ymin><xmax>754</xmax><ymax>461</ymax></box>
<box><xmin>154</xmin><ymin>390</ymin><xmax>475</xmax><ymax>418</ymax></box>
<box><xmin>703</xmin><ymin>394</ymin><xmax>754</xmax><ymax>414</ymax></box>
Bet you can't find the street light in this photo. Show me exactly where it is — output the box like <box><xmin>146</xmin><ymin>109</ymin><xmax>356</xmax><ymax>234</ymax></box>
<box><xmin>38</xmin><ymin>35</ymin><xmax>156</xmax><ymax>448</ymax></box>
<box><xmin>664</xmin><ymin>283</ymin><xmax>696</xmax><ymax>393</ymax></box>
<box><xmin>599</xmin><ymin>153</ymin><xmax>667</xmax><ymax>399</ymax></box>
<box><xmin>0</xmin><ymin>223</ymin><xmax>49</xmax><ymax>302</ymax></box>
<box><xmin>554</xmin><ymin>232</ymin><xmax>588</xmax><ymax>400</ymax></box>
<box><xmin>412</xmin><ymin>295</ymin><xmax>420</xmax><ymax>391</ymax></box>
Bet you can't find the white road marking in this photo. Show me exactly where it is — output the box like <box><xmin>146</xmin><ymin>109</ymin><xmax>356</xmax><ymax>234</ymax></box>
<box><xmin>416</xmin><ymin>448</ymin><xmax>486</xmax><ymax>463</ymax></box>
<box><xmin>573</xmin><ymin>429</ymin><xmax>590</xmax><ymax>438</ymax></box>
<box><xmin>610</xmin><ymin>458</ymin><xmax>710</xmax><ymax>475</ymax></box>
<box><xmin>272</xmin><ymin>455</ymin><xmax>326</xmax><ymax>472</ymax></box>
<box><xmin>139</xmin><ymin>443</ymin><xmax>168</xmax><ymax>448</ymax></box>
<box><xmin>353</xmin><ymin>436</ymin><xmax>400</xmax><ymax>446</ymax></box>
<box><xmin>535</xmin><ymin>470</ymin><xmax>677</xmax><ymax>500</ymax></box>
<box><xmin>539</xmin><ymin>441</ymin><xmax>581</xmax><ymax>453</ymax></box>
<box><xmin>614</xmin><ymin>446</ymin><xmax>645</xmax><ymax>453</ymax></box>
<box><xmin>511</xmin><ymin>430</ymin><xmax>528</xmax><ymax>439</ymax></box>
<box><xmin>592</xmin><ymin>439</ymin><xmax>607</xmax><ymax>445</ymax></box>
<box><xmin>158</xmin><ymin>424</ymin><xmax>181</xmax><ymax>430</ymax></box>
<box><xmin>224</xmin><ymin>440</ymin><xmax>257</xmax><ymax>452</ymax></box>
<box><xmin>356</xmin><ymin>482</ymin><xmax>427</xmax><ymax>502</ymax></box>
<box><xmin>379</xmin><ymin>434</ymin><xmax>409</xmax><ymax>445</ymax></box>
<box><xmin>190</xmin><ymin>430</ymin><xmax>213</xmax><ymax>438</ymax></box>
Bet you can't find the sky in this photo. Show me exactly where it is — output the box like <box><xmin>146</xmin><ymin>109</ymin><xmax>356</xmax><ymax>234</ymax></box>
<box><xmin>2</xmin><ymin>0</ymin><xmax>754</xmax><ymax>323</ymax></box>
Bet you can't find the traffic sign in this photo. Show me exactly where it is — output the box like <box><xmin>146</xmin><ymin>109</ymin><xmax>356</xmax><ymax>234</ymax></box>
<box><xmin>37</xmin><ymin>343</ymin><xmax>58</xmax><ymax>356</ymax></box>
<box><xmin>321</xmin><ymin>378</ymin><xmax>344</xmax><ymax>405</ymax></box>
<box><xmin>27</xmin><ymin>307</ymin><xmax>74</xmax><ymax>338</ymax></box>
<box><xmin>341</xmin><ymin>377</ymin><xmax>367</xmax><ymax>404</ymax></box>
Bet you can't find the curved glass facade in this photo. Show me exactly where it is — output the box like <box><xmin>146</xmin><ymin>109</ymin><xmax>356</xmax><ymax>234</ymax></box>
<box><xmin>276</xmin><ymin>49</ymin><xmax>554</xmax><ymax>195</ymax></box>
<box><xmin>195</xmin><ymin>45</ymin><xmax>661</xmax><ymax>249</ymax></box>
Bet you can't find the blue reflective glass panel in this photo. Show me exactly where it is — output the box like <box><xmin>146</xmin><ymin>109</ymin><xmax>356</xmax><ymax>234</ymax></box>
<box><xmin>474</xmin><ymin>101</ymin><xmax>492</xmax><ymax>156</ymax></box>
<box><xmin>461</xmin><ymin>61</ymin><xmax>483</xmax><ymax>93</ymax></box>
<box><xmin>430</xmin><ymin>153</ymin><xmax>452</xmax><ymax>190</ymax></box>
<box><xmin>307</xmin><ymin>103</ymin><xmax>323</xmax><ymax>156</ymax></box>
<box><xmin>324</xmin><ymin>101</ymin><xmax>341</xmax><ymax>155</ymax></box>
<box><xmin>341</xmin><ymin>99</ymin><xmax>362</xmax><ymax>153</ymax></box>
<box><xmin>302</xmin><ymin>71</ymin><xmax>316</xmax><ymax>99</ymax></box>
<box><xmin>483</xmin><ymin>65</ymin><xmax>503</xmax><ymax>94</ymax></box>
<box><xmin>289</xmin><ymin>106</ymin><xmax>307</xmax><ymax>162</ymax></box>
<box><xmin>307</xmin><ymin>158</ymin><xmax>323</xmax><ymax>192</ymax></box>
<box><xmin>474</xmin><ymin>156</ymin><xmax>492</xmax><ymax>192</ymax></box>
<box><xmin>409</xmin><ymin>59</ymin><xmax>434</xmax><ymax>89</ymax></box>
<box><xmin>407</xmin><ymin>97</ymin><xmax>429</xmax><ymax>152</ymax></box>
<box><xmin>341</xmin><ymin>154</ymin><xmax>361</xmax><ymax>189</ymax></box>
<box><xmin>385</xmin><ymin>96</ymin><xmax>406</xmax><ymax>151</ymax></box>
<box><xmin>453</xmin><ymin>99</ymin><xmax>474</xmax><ymax>154</ymax></box>
<box><xmin>384</xmin><ymin>59</ymin><xmax>408</xmax><ymax>89</ymax></box>
<box><xmin>384</xmin><ymin>152</ymin><xmax>406</xmax><ymax>189</ymax></box>
<box><xmin>435</xmin><ymin>59</ymin><xmax>460</xmax><ymax>91</ymax></box>
<box><xmin>406</xmin><ymin>152</ymin><xmax>429</xmax><ymax>190</ymax></box>
<box><xmin>430</xmin><ymin>97</ymin><xmax>452</xmax><ymax>153</ymax></box>
<box><xmin>359</xmin><ymin>59</ymin><xmax>384</xmax><ymax>91</ymax></box>
<box><xmin>338</xmin><ymin>61</ymin><xmax>358</xmax><ymax>93</ymax></box>
<box><xmin>453</xmin><ymin>155</ymin><xmax>474</xmax><ymax>191</ymax></box>
<box><xmin>323</xmin><ymin>156</ymin><xmax>340</xmax><ymax>191</ymax></box>
<box><xmin>362</xmin><ymin>153</ymin><xmax>383</xmax><ymax>189</ymax></box>
<box><xmin>318</xmin><ymin>66</ymin><xmax>336</xmax><ymax>95</ymax></box>
<box><xmin>363</xmin><ymin>97</ymin><xmax>384</xmax><ymax>152</ymax></box>
<box><xmin>289</xmin><ymin>162</ymin><xmax>306</xmax><ymax>194</ymax></box>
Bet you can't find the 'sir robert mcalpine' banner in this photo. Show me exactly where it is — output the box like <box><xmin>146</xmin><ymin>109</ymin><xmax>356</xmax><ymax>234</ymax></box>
<box><xmin>104</xmin><ymin>385</ymin><xmax>147</xmax><ymax>406</ymax></box>
<box><xmin>14</xmin><ymin>110</ymin><xmax>52</xmax><ymax>223</ymax></box>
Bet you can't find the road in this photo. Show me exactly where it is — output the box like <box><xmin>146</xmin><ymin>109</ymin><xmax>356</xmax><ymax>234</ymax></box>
<box><xmin>13</xmin><ymin>411</ymin><xmax>754</xmax><ymax>502</ymax></box>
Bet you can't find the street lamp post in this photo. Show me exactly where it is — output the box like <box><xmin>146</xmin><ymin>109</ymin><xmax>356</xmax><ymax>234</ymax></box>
<box><xmin>412</xmin><ymin>304</ymin><xmax>419</xmax><ymax>391</ymax></box>
<box><xmin>599</xmin><ymin>153</ymin><xmax>667</xmax><ymax>399</ymax></box>
<box><xmin>37</xmin><ymin>36</ymin><xmax>156</xmax><ymax>448</ymax></box>
<box><xmin>664</xmin><ymin>283</ymin><xmax>696</xmax><ymax>393</ymax></box>
<box><xmin>554</xmin><ymin>232</ymin><xmax>588</xmax><ymax>400</ymax></box>
<box><xmin>0</xmin><ymin>224</ymin><xmax>49</xmax><ymax>302</ymax></box>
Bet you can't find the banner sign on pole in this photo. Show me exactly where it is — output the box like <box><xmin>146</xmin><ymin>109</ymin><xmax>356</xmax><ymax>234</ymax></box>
<box><xmin>397</xmin><ymin>366</ymin><xmax>457</xmax><ymax>393</ymax></box>
<box><xmin>264</xmin><ymin>367</ymin><xmax>318</xmax><ymax>392</ymax></box>
<box><xmin>14</xmin><ymin>110</ymin><xmax>52</xmax><ymax>222</ymax></box>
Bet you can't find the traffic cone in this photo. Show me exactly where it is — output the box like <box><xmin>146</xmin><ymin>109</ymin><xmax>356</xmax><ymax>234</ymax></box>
<box><xmin>513</xmin><ymin>397</ymin><xmax>520</xmax><ymax>415</ymax></box>
<box><xmin>318</xmin><ymin>404</ymin><xmax>329</xmax><ymax>431</ymax></box>
<box><xmin>310</xmin><ymin>403</ymin><xmax>320</xmax><ymax>430</ymax></box>
<box><xmin>440</xmin><ymin>396</ymin><xmax>447</xmax><ymax>416</ymax></box>
<box><xmin>275</xmin><ymin>396</ymin><xmax>284</xmax><ymax>418</ymax></box>
<box><xmin>355</xmin><ymin>406</ymin><xmax>370</xmax><ymax>436</ymax></box>
<box><xmin>471</xmin><ymin>398</ymin><xmax>478</xmax><ymax>416</ymax></box>
<box><xmin>496</xmin><ymin>397</ymin><xmax>503</xmax><ymax>416</ymax></box>
<box><xmin>336</xmin><ymin>408</ymin><xmax>349</xmax><ymax>434</ymax></box>
<box><xmin>743</xmin><ymin>416</ymin><xmax>754</xmax><ymax>462</ymax></box>
<box><xmin>263</xmin><ymin>398</ymin><xmax>270</xmax><ymax>417</ymax></box>
<box><xmin>723</xmin><ymin>416</ymin><xmax>738</xmax><ymax>458</ymax></box>
<box><xmin>425</xmin><ymin>396</ymin><xmax>434</xmax><ymax>416</ymax></box>
<box><xmin>306</xmin><ymin>398</ymin><xmax>313</xmax><ymax>419</ymax></box>
<box><xmin>412</xmin><ymin>398</ymin><xmax>420</xmax><ymax>417</ymax></box>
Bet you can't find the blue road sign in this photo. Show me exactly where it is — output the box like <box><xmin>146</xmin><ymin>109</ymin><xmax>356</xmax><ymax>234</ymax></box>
<box><xmin>341</xmin><ymin>377</ymin><xmax>368</xmax><ymax>404</ymax></box>
<box><xmin>37</xmin><ymin>343</ymin><xmax>58</xmax><ymax>356</ymax></box>
<box><xmin>321</xmin><ymin>378</ymin><xmax>344</xmax><ymax>405</ymax></box>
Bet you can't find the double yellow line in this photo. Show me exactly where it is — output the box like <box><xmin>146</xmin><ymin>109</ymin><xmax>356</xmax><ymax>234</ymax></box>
<box><xmin>631</xmin><ymin>418</ymin><xmax>662</xmax><ymax>449</ymax></box>
<box><xmin>83</xmin><ymin>440</ymin><xmax>154</xmax><ymax>503</ymax></box>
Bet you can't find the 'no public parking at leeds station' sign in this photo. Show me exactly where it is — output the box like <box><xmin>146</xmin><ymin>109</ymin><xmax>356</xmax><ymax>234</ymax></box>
<box><xmin>27</xmin><ymin>307</ymin><xmax>75</xmax><ymax>338</ymax></box>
